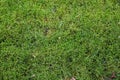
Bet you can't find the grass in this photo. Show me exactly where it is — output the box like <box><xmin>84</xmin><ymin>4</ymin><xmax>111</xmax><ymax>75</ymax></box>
<box><xmin>0</xmin><ymin>0</ymin><xmax>120</xmax><ymax>80</ymax></box>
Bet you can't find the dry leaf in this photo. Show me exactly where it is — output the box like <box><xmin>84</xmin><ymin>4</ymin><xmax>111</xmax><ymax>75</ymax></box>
<box><xmin>70</xmin><ymin>77</ymin><xmax>76</xmax><ymax>80</ymax></box>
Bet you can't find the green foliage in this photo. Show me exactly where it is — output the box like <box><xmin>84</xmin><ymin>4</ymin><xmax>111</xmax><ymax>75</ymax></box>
<box><xmin>0</xmin><ymin>0</ymin><xmax>120</xmax><ymax>80</ymax></box>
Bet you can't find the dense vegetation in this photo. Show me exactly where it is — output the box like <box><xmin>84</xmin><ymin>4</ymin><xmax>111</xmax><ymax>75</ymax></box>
<box><xmin>0</xmin><ymin>0</ymin><xmax>120</xmax><ymax>80</ymax></box>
